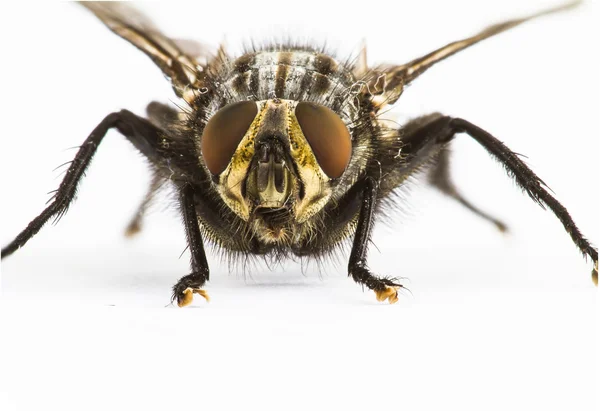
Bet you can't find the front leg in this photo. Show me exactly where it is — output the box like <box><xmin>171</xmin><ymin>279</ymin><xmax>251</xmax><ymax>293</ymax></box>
<box><xmin>171</xmin><ymin>184</ymin><xmax>211</xmax><ymax>307</ymax></box>
<box><xmin>348</xmin><ymin>177</ymin><xmax>405</xmax><ymax>304</ymax></box>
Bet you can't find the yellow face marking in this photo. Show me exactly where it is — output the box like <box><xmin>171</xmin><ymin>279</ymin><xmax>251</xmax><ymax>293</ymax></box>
<box><xmin>215</xmin><ymin>99</ymin><xmax>335</xmax><ymax>225</ymax></box>
<box><xmin>217</xmin><ymin>102</ymin><xmax>267</xmax><ymax>220</ymax></box>
<box><xmin>287</xmin><ymin>103</ymin><xmax>332</xmax><ymax>223</ymax></box>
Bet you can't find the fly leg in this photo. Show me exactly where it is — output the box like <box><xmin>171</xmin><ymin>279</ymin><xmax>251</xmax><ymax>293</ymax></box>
<box><xmin>1</xmin><ymin>110</ymin><xmax>163</xmax><ymax>258</ymax></box>
<box><xmin>171</xmin><ymin>184</ymin><xmax>211</xmax><ymax>307</ymax></box>
<box><xmin>348</xmin><ymin>177</ymin><xmax>405</xmax><ymax>304</ymax></box>
<box><xmin>124</xmin><ymin>173</ymin><xmax>163</xmax><ymax>237</ymax></box>
<box><xmin>428</xmin><ymin>148</ymin><xmax>508</xmax><ymax>232</ymax></box>
<box><xmin>399</xmin><ymin>114</ymin><xmax>597</xmax><ymax>284</ymax></box>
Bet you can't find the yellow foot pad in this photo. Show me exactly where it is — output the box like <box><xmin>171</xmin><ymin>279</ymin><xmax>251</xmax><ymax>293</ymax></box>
<box><xmin>375</xmin><ymin>286</ymin><xmax>400</xmax><ymax>304</ymax></box>
<box><xmin>178</xmin><ymin>288</ymin><xmax>211</xmax><ymax>307</ymax></box>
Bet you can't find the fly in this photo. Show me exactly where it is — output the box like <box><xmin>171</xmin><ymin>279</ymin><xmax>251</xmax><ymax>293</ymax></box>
<box><xmin>1</xmin><ymin>1</ymin><xmax>596</xmax><ymax>306</ymax></box>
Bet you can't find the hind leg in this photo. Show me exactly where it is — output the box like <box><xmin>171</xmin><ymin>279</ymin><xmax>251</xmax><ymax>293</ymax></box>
<box><xmin>125</xmin><ymin>173</ymin><xmax>163</xmax><ymax>237</ymax></box>
<box><xmin>429</xmin><ymin>148</ymin><xmax>507</xmax><ymax>232</ymax></box>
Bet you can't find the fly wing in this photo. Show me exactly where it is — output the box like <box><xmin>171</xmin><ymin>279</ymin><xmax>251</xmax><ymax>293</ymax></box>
<box><xmin>80</xmin><ymin>2</ymin><xmax>208</xmax><ymax>102</ymax></box>
<box><xmin>364</xmin><ymin>0</ymin><xmax>581</xmax><ymax>107</ymax></box>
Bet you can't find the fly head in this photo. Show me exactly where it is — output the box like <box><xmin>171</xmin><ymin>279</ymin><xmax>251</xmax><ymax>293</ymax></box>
<box><xmin>199</xmin><ymin>97</ymin><xmax>353</xmax><ymax>244</ymax></box>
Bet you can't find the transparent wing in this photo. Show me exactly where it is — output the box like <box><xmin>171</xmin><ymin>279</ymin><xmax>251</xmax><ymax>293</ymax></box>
<box><xmin>366</xmin><ymin>0</ymin><xmax>581</xmax><ymax>106</ymax></box>
<box><xmin>81</xmin><ymin>2</ymin><xmax>208</xmax><ymax>100</ymax></box>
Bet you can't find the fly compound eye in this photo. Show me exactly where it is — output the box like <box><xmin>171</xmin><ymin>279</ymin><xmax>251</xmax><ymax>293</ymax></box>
<box><xmin>201</xmin><ymin>101</ymin><xmax>258</xmax><ymax>175</ymax></box>
<box><xmin>295</xmin><ymin>102</ymin><xmax>352</xmax><ymax>179</ymax></box>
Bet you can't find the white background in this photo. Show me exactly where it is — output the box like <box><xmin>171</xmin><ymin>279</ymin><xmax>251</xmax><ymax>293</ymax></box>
<box><xmin>0</xmin><ymin>1</ymin><xmax>597</xmax><ymax>410</ymax></box>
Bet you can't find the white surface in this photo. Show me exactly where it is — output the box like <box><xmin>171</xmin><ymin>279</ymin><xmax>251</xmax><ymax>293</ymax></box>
<box><xmin>0</xmin><ymin>1</ymin><xmax>598</xmax><ymax>410</ymax></box>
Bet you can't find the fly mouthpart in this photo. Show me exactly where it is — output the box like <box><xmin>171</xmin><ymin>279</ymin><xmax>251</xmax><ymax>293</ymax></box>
<box><xmin>255</xmin><ymin>141</ymin><xmax>291</xmax><ymax>207</ymax></box>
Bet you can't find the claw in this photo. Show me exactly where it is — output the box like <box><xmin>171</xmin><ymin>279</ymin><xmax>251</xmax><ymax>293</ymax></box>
<box><xmin>177</xmin><ymin>288</ymin><xmax>210</xmax><ymax>307</ymax></box>
<box><xmin>124</xmin><ymin>220</ymin><xmax>142</xmax><ymax>238</ymax></box>
<box><xmin>375</xmin><ymin>286</ymin><xmax>399</xmax><ymax>304</ymax></box>
<box><xmin>494</xmin><ymin>221</ymin><xmax>508</xmax><ymax>234</ymax></box>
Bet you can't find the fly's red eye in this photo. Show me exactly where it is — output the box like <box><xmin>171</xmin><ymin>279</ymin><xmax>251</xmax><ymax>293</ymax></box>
<box><xmin>201</xmin><ymin>101</ymin><xmax>258</xmax><ymax>175</ymax></box>
<box><xmin>295</xmin><ymin>102</ymin><xmax>352</xmax><ymax>178</ymax></box>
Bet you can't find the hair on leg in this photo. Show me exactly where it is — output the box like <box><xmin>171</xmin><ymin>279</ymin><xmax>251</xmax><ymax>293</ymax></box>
<box><xmin>347</xmin><ymin>177</ymin><xmax>405</xmax><ymax>303</ymax></box>
<box><xmin>1</xmin><ymin>110</ymin><xmax>163</xmax><ymax>258</ymax></box>
<box><xmin>171</xmin><ymin>184</ymin><xmax>211</xmax><ymax>307</ymax></box>
<box><xmin>398</xmin><ymin>114</ymin><xmax>597</xmax><ymax>284</ymax></box>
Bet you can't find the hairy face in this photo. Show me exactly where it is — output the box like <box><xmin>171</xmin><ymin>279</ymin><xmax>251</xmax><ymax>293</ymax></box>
<box><xmin>199</xmin><ymin>98</ymin><xmax>352</xmax><ymax>242</ymax></box>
